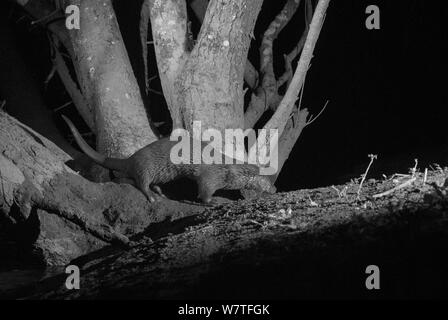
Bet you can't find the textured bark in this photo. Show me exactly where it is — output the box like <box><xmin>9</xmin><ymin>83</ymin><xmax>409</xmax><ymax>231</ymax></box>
<box><xmin>253</xmin><ymin>0</ymin><xmax>330</xmax><ymax>166</ymax></box>
<box><xmin>62</xmin><ymin>0</ymin><xmax>157</xmax><ymax>159</ymax></box>
<box><xmin>277</xmin><ymin>0</ymin><xmax>312</xmax><ymax>89</ymax></box>
<box><xmin>178</xmin><ymin>0</ymin><xmax>263</xmax><ymax>133</ymax></box>
<box><xmin>144</xmin><ymin>0</ymin><xmax>189</xmax><ymax>129</ymax></box>
<box><xmin>263</xmin><ymin>0</ymin><xmax>329</xmax><ymax>137</ymax></box>
<box><xmin>52</xmin><ymin>38</ymin><xmax>94</xmax><ymax>132</ymax></box>
<box><xmin>190</xmin><ymin>0</ymin><xmax>259</xmax><ymax>90</ymax></box>
<box><xmin>0</xmin><ymin>111</ymin><xmax>205</xmax><ymax>265</ymax></box>
<box><xmin>244</xmin><ymin>0</ymin><xmax>303</xmax><ymax>129</ymax></box>
<box><xmin>274</xmin><ymin>108</ymin><xmax>309</xmax><ymax>181</ymax></box>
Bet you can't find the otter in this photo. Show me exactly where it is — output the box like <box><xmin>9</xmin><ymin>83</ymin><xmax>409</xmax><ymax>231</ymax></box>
<box><xmin>62</xmin><ymin>115</ymin><xmax>275</xmax><ymax>203</ymax></box>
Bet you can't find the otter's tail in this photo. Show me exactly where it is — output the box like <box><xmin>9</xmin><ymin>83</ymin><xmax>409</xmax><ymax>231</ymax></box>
<box><xmin>62</xmin><ymin>115</ymin><xmax>127</xmax><ymax>173</ymax></box>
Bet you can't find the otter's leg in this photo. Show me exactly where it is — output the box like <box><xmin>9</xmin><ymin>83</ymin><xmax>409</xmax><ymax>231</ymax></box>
<box><xmin>151</xmin><ymin>185</ymin><xmax>166</xmax><ymax>198</ymax></box>
<box><xmin>142</xmin><ymin>184</ymin><xmax>157</xmax><ymax>202</ymax></box>
<box><xmin>197</xmin><ymin>178</ymin><xmax>219</xmax><ymax>204</ymax></box>
<box><xmin>135</xmin><ymin>175</ymin><xmax>157</xmax><ymax>202</ymax></box>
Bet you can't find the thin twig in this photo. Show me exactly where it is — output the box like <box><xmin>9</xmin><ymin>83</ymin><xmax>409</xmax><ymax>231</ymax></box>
<box><xmin>297</xmin><ymin>63</ymin><xmax>313</xmax><ymax>114</ymax></box>
<box><xmin>247</xmin><ymin>219</ymin><xmax>265</xmax><ymax>228</ymax></box>
<box><xmin>410</xmin><ymin>158</ymin><xmax>418</xmax><ymax>177</ymax></box>
<box><xmin>261</xmin><ymin>0</ymin><xmax>331</xmax><ymax>137</ymax></box>
<box><xmin>53</xmin><ymin>101</ymin><xmax>73</xmax><ymax>112</ymax></box>
<box><xmin>306</xmin><ymin>100</ymin><xmax>329</xmax><ymax>126</ymax></box>
<box><xmin>148</xmin><ymin>87</ymin><xmax>163</xmax><ymax>95</ymax></box>
<box><xmin>44</xmin><ymin>64</ymin><xmax>57</xmax><ymax>90</ymax></box>
<box><xmin>332</xmin><ymin>185</ymin><xmax>348</xmax><ymax>198</ymax></box>
<box><xmin>30</xmin><ymin>9</ymin><xmax>60</xmax><ymax>25</ymax></box>
<box><xmin>373</xmin><ymin>177</ymin><xmax>417</xmax><ymax>199</ymax></box>
<box><xmin>357</xmin><ymin>154</ymin><xmax>377</xmax><ymax>199</ymax></box>
<box><xmin>308</xmin><ymin>195</ymin><xmax>319</xmax><ymax>207</ymax></box>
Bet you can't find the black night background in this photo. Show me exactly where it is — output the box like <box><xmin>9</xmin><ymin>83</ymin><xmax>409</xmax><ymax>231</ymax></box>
<box><xmin>1</xmin><ymin>0</ymin><xmax>448</xmax><ymax>302</ymax></box>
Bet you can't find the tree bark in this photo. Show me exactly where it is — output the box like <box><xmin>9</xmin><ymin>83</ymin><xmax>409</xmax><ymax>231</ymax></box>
<box><xmin>178</xmin><ymin>0</ymin><xmax>263</xmax><ymax>133</ymax></box>
<box><xmin>262</xmin><ymin>0</ymin><xmax>329</xmax><ymax>137</ymax></box>
<box><xmin>251</xmin><ymin>0</ymin><xmax>330</xmax><ymax>168</ymax></box>
<box><xmin>144</xmin><ymin>0</ymin><xmax>189</xmax><ymax>129</ymax></box>
<box><xmin>62</xmin><ymin>0</ymin><xmax>157</xmax><ymax>159</ymax></box>
<box><xmin>189</xmin><ymin>0</ymin><xmax>259</xmax><ymax>90</ymax></box>
<box><xmin>0</xmin><ymin>111</ymin><xmax>205</xmax><ymax>265</ymax></box>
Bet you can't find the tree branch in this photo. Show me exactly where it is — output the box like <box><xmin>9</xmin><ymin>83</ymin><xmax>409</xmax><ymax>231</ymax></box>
<box><xmin>142</xmin><ymin>0</ymin><xmax>189</xmax><ymax>128</ymax></box>
<box><xmin>277</xmin><ymin>0</ymin><xmax>313</xmax><ymax>89</ymax></box>
<box><xmin>0</xmin><ymin>110</ymin><xmax>205</xmax><ymax>265</ymax></box>
<box><xmin>259</xmin><ymin>0</ymin><xmax>302</xmax><ymax>84</ymax></box>
<box><xmin>51</xmin><ymin>37</ymin><xmax>94</xmax><ymax>131</ymax></box>
<box><xmin>244</xmin><ymin>0</ymin><xmax>302</xmax><ymax>129</ymax></box>
<box><xmin>179</xmin><ymin>0</ymin><xmax>264</xmax><ymax>134</ymax></box>
<box><xmin>273</xmin><ymin>108</ymin><xmax>309</xmax><ymax>182</ymax></box>
<box><xmin>253</xmin><ymin>0</ymin><xmax>330</xmax><ymax>166</ymax></box>
<box><xmin>189</xmin><ymin>0</ymin><xmax>259</xmax><ymax>89</ymax></box>
<box><xmin>62</xmin><ymin>0</ymin><xmax>157</xmax><ymax>159</ymax></box>
<box><xmin>263</xmin><ymin>0</ymin><xmax>329</xmax><ymax>136</ymax></box>
<box><xmin>15</xmin><ymin>0</ymin><xmax>74</xmax><ymax>56</ymax></box>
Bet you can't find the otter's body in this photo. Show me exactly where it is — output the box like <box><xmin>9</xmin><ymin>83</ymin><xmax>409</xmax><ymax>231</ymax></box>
<box><xmin>62</xmin><ymin>116</ymin><xmax>275</xmax><ymax>203</ymax></box>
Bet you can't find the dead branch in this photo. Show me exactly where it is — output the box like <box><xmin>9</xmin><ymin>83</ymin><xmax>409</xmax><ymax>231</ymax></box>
<box><xmin>373</xmin><ymin>177</ymin><xmax>417</xmax><ymax>199</ymax></box>
<box><xmin>248</xmin><ymin>0</ymin><xmax>329</xmax><ymax>168</ymax></box>
<box><xmin>244</xmin><ymin>0</ymin><xmax>303</xmax><ymax>129</ymax></box>
<box><xmin>15</xmin><ymin>0</ymin><xmax>74</xmax><ymax>57</ymax></box>
<box><xmin>277</xmin><ymin>0</ymin><xmax>313</xmax><ymax>89</ymax></box>
<box><xmin>51</xmin><ymin>37</ymin><xmax>94</xmax><ymax>131</ymax></box>
<box><xmin>273</xmin><ymin>108</ymin><xmax>309</xmax><ymax>182</ymax></box>
<box><xmin>305</xmin><ymin>100</ymin><xmax>329</xmax><ymax>126</ymax></box>
<box><xmin>357</xmin><ymin>154</ymin><xmax>377</xmax><ymax>199</ymax></box>
<box><xmin>0</xmin><ymin>110</ymin><xmax>205</xmax><ymax>265</ymax></box>
<box><xmin>262</xmin><ymin>0</ymin><xmax>330</xmax><ymax>137</ymax></box>
<box><xmin>252</xmin><ymin>0</ymin><xmax>330</xmax><ymax>166</ymax></box>
<box><xmin>259</xmin><ymin>0</ymin><xmax>302</xmax><ymax>82</ymax></box>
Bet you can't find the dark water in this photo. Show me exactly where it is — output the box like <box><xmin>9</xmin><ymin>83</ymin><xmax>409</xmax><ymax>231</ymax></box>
<box><xmin>0</xmin><ymin>267</ymin><xmax>63</xmax><ymax>298</ymax></box>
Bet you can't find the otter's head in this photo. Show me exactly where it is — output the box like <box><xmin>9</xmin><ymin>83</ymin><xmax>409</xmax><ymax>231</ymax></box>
<box><xmin>241</xmin><ymin>176</ymin><xmax>276</xmax><ymax>199</ymax></box>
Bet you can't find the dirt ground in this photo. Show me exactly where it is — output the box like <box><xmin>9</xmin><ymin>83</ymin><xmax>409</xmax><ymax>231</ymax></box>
<box><xmin>3</xmin><ymin>166</ymin><xmax>448</xmax><ymax>299</ymax></box>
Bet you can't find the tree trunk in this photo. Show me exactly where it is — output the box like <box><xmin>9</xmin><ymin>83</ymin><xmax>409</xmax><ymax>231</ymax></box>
<box><xmin>178</xmin><ymin>0</ymin><xmax>263</xmax><ymax>133</ymax></box>
<box><xmin>0</xmin><ymin>111</ymin><xmax>205</xmax><ymax>266</ymax></box>
<box><xmin>63</xmin><ymin>0</ymin><xmax>157</xmax><ymax>159</ymax></box>
<box><xmin>145</xmin><ymin>0</ymin><xmax>188</xmax><ymax>129</ymax></box>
